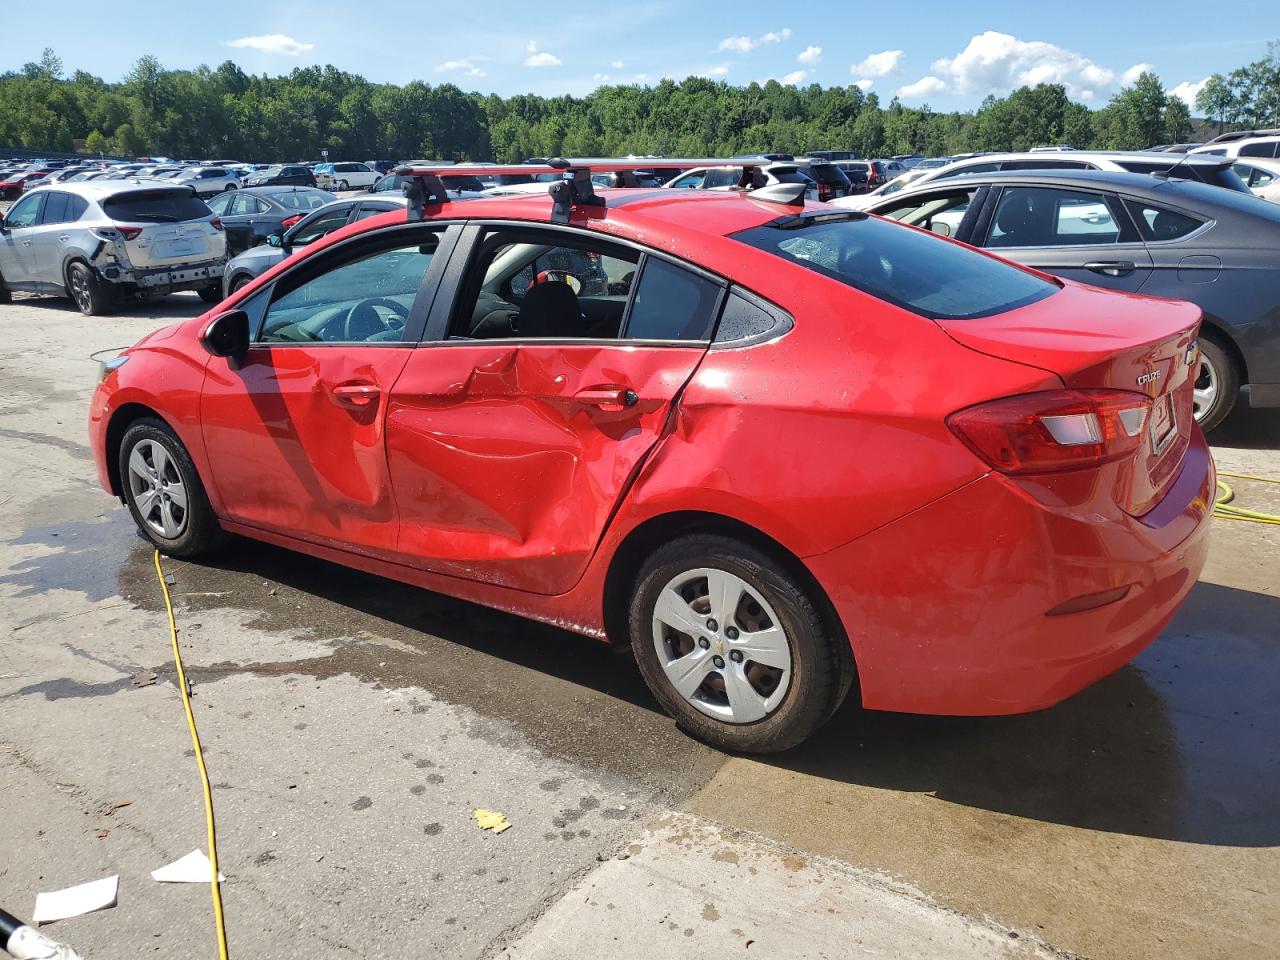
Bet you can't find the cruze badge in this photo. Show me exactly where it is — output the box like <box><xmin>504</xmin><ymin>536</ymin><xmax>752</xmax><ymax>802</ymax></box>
<box><xmin>1136</xmin><ymin>370</ymin><xmax>1160</xmax><ymax>386</ymax></box>
<box><xmin>1184</xmin><ymin>340</ymin><xmax>1199</xmax><ymax>366</ymax></box>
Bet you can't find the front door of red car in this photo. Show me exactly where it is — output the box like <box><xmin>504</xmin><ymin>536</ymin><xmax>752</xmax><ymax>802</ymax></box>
<box><xmin>386</xmin><ymin>225</ymin><xmax>725</xmax><ymax>595</ymax></box>
<box><xmin>200</xmin><ymin>223</ymin><xmax>455</xmax><ymax>557</ymax></box>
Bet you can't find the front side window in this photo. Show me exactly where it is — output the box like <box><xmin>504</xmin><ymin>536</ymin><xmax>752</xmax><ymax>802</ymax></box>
<box><xmin>288</xmin><ymin>205</ymin><xmax>353</xmax><ymax>245</ymax></box>
<box><xmin>1122</xmin><ymin>199</ymin><xmax>1205</xmax><ymax>242</ymax></box>
<box><xmin>986</xmin><ymin>187</ymin><xmax>1119</xmax><ymax>248</ymax></box>
<box><xmin>702</xmin><ymin>167</ymin><xmax>743</xmax><ymax>189</ymax></box>
<box><xmin>732</xmin><ymin>213</ymin><xmax>1056</xmax><ymax>321</ymax></box>
<box><xmin>877</xmin><ymin>189</ymin><xmax>977</xmax><ymax>239</ymax></box>
<box><xmin>669</xmin><ymin>171</ymin><xmax>707</xmax><ymax>189</ymax></box>
<box><xmin>6</xmin><ymin>193</ymin><xmax>44</xmax><ymax>228</ymax></box>
<box><xmin>259</xmin><ymin>236</ymin><xmax>439</xmax><ymax>344</ymax></box>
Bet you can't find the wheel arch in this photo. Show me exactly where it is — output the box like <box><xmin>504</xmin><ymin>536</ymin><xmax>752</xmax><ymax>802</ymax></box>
<box><xmin>1198</xmin><ymin>316</ymin><xmax>1248</xmax><ymax>385</ymax></box>
<box><xmin>103</xmin><ymin>402</ymin><xmax>174</xmax><ymax>496</ymax></box>
<box><xmin>601</xmin><ymin>510</ymin><xmax>859</xmax><ymax>692</ymax></box>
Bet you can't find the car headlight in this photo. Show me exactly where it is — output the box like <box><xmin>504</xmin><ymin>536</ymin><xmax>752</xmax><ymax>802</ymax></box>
<box><xmin>98</xmin><ymin>354</ymin><xmax>129</xmax><ymax>382</ymax></box>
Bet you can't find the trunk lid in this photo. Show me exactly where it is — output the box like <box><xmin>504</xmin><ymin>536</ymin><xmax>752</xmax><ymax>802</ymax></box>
<box><xmin>936</xmin><ymin>279</ymin><xmax>1202</xmax><ymax>516</ymax></box>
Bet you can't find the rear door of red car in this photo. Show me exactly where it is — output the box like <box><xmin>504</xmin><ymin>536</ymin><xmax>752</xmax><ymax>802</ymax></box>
<box><xmin>385</xmin><ymin>223</ymin><xmax>725</xmax><ymax>595</ymax></box>
<box><xmin>199</xmin><ymin>222</ymin><xmax>461</xmax><ymax>558</ymax></box>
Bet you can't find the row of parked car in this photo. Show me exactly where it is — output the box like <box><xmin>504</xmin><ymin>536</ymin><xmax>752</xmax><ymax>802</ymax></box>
<box><xmin>3</xmin><ymin>135</ymin><xmax>1279</xmax><ymax>431</ymax></box>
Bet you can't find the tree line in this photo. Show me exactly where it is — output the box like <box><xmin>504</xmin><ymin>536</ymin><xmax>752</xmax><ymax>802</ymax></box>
<box><xmin>2</xmin><ymin>44</ymin><xmax>1276</xmax><ymax>164</ymax></box>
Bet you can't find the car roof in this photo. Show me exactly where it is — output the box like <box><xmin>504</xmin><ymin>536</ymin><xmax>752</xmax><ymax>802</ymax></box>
<box><xmin>873</xmin><ymin>167</ymin><xmax>1280</xmax><ymax>219</ymax></box>
<box><xmin>22</xmin><ymin>179</ymin><xmax>203</xmax><ymax>198</ymax></box>
<box><xmin>938</xmin><ymin>149</ymin><xmax>1232</xmax><ymax>167</ymax></box>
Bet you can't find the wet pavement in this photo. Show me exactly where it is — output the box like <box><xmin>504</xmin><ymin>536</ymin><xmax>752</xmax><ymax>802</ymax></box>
<box><xmin>0</xmin><ymin>292</ymin><xmax>1277</xmax><ymax>958</ymax></box>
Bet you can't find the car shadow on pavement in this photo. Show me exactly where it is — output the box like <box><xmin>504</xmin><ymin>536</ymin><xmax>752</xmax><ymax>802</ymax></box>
<box><xmin>1210</xmin><ymin>390</ymin><xmax>1280</xmax><ymax>449</ymax></box>
<box><xmin>779</xmin><ymin>579</ymin><xmax>1280</xmax><ymax>848</ymax></box>
<box><xmin>9</xmin><ymin>291</ymin><xmax>210</xmax><ymax>319</ymax></box>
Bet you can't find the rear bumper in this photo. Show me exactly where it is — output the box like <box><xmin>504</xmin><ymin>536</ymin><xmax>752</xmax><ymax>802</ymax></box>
<box><xmin>805</xmin><ymin>430</ymin><xmax>1214</xmax><ymax>716</ymax></box>
<box><xmin>103</xmin><ymin>258</ymin><xmax>225</xmax><ymax>292</ymax></box>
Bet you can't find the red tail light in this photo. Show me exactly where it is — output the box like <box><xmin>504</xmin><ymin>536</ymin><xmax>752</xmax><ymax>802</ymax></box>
<box><xmin>279</xmin><ymin>214</ymin><xmax>303</xmax><ymax>229</ymax></box>
<box><xmin>117</xmin><ymin>226</ymin><xmax>143</xmax><ymax>241</ymax></box>
<box><xmin>947</xmin><ymin>389</ymin><xmax>1153</xmax><ymax>475</ymax></box>
<box><xmin>818</xmin><ymin>182</ymin><xmax>832</xmax><ymax>201</ymax></box>
<box><xmin>211</xmin><ymin>217</ymin><xmax>223</xmax><ymax>231</ymax></box>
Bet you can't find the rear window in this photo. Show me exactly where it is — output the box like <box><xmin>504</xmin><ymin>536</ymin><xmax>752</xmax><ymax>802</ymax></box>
<box><xmin>273</xmin><ymin>191</ymin><xmax>330</xmax><ymax>211</ymax></box>
<box><xmin>808</xmin><ymin>165</ymin><xmax>850</xmax><ymax>185</ymax></box>
<box><xmin>732</xmin><ymin>214</ymin><xmax>1056</xmax><ymax>321</ymax></box>
<box><xmin>103</xmin><ymin>190</ymin><xmax>210</xmax><ymax>223</ymax></box>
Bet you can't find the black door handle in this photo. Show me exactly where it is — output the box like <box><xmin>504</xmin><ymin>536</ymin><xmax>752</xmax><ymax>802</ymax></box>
<box><xmin>1084</xmin><ymin>260</ymin><xmax>1135</xmax><ymax>277</ymax></box>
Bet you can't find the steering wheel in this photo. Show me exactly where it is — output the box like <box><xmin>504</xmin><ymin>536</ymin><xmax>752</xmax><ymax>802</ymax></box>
<box><xmin>531</xmin><ymin>269</ymin><xmax>583</xmax><ymax>294</ymax></box>
<box><xmin>340</xmin><ymin>297</ymin><xmax>409</xmax><ymax>342</ymax></box>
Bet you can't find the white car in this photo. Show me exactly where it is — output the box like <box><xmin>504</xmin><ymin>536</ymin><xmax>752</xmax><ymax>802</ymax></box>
<box><xmin>897</xmin><ymin>150</ymin><xmax>1248</xmax><ymax>193</ymax></box>
<box><xmin>316</xmin><ymin>162</ymin><xmax>380</xmax><ymax>191</ymax></box>
<box><xmin>1232</xmin><ymin>156</ymin><xmax>1280</xmax><ymax>201</ymax></box>
<box><xmin>1191</xmin><ymin>129</ymin><xmax>1280</xmax><ymax>161</ymax></box>
<box><xmin>663</xmin><ymin>163</ymin><xmax>816</xmax><ymax>196</ymax></box>
<box><xmin>171</xmin><ymin>167</ymin><xmax>241</xmax><ymax>197</ymax></box>
<box><xmin>830</xmin><ymin>170</ymin><xmax>934</xmax><ymax>210</ymax></box>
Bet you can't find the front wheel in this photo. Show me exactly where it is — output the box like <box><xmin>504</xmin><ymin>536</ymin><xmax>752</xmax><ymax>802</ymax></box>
<box><xmin>223</xmin><ymin>183</ymin><xmax>236</xmax><ymax>192</ymax></box>
<box><xmin>119</xmin><ymin>418</ymin><xmax>226</xmax><ymax>557</ymax></box>
<box><xmin>1193</xmin><ymin>337</ymin><xmax>1240</xmax><ymax>432</ymax></box>
<box><xmin>337</xmin><ymin>179</ymin><xmax>349</xmax><ymax>191</ymax></box>
<box><xmin>629</xmin><ymin>534</ymin><xmax>854</xmax><ymax>753</ymax></box>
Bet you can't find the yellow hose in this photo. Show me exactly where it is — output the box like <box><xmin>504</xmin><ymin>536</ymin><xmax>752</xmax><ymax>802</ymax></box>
<box><xmin>154</xmin><ymin>550</ymin><xmax>230</xmax><ymax>960</ymax></box>
<box><xmin>1215</xmin><ymin>472</ymin><xmax>1280</xmax><ymax>526</ymax></box>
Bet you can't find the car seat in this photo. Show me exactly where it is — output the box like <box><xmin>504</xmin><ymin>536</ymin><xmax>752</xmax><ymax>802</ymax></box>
<box><xmin>518</xmin><ymin>280</ymin><xmax>586</xmax><ymax>338</ymax></box>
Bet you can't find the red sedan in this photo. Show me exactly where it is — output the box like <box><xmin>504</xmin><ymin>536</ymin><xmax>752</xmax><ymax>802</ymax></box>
<box><xmin>89</xmin><ymin>165</ymin><xmax>1212</xmax><ymax>752</ymax></box>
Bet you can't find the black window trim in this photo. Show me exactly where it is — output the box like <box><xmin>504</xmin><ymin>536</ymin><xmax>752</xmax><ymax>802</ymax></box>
<box><xmin>1117</xmin><ymin>194</ymin><xmax>1214</xmax><ymax>245</ymax></box>
<box><xmin>420</xmin><ymin>219</ymin><xmax>729</xmax><ymax>348</ymax></box>
<box><xmin>247</xmin><ymin>220</ymin><xmax>464</xmax><ymax>348</ymax></box>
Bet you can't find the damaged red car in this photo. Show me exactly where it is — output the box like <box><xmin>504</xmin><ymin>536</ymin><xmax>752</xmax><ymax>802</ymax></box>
<box><xmin>89</xmin><ymin>163</ymin><xmax>1212</xmax><ymax>752</ymax></box>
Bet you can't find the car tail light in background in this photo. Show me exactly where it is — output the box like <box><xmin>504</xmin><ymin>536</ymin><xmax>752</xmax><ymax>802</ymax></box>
<box><xmin>279</xmin><ymin>214</ymin><xmax>303</xmax><ymax>229</ymax></box>
<box><xmin>211</xmin><ymin>217</ymin><xmax>224</xmax><ymax>231</ymax></box>
<box><xmin>947</xmin><ymin>389</ymin><xmax>1153</xmax><ymax>475</ymax></box>
<box><xmin>817</xmin><ymin>182</ymin><xmax>833</xmax><ymax>202</ymax></box>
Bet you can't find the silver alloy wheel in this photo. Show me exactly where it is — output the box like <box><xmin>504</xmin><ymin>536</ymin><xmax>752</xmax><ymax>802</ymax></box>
<box><xmin>651</xmin><ymin>567</ymin><xmax>792</xmax><ymax>724</ymax></box>
<box><xmin>1193</xmin><ymin>354</ymin><xmax>1219</xmax><ymax>422</ymax></box>
<box><xmin>69</xmin><ymin>267</ymin><xmax>92</xmax><ymax>312</ymax></box>
<box><xmin>126</xmin><ymin>439</ymin><xmax>189</xmax><ymax>539</ymax></box>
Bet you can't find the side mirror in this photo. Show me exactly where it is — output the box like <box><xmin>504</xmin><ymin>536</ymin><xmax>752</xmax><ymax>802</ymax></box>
<box><xmin>200</xmin><ymin>309</ymin><xmax>250</xmax><ymax>360</ymax></box>
<box><xmin>267</xmin><ymin>232</ymin><xmax>283</xmax><ymax>247</ymax></box>
<box><xmin>929</xmin><ymin>221</ymin><xmax>953</xmax><ymax>238</ymax></box>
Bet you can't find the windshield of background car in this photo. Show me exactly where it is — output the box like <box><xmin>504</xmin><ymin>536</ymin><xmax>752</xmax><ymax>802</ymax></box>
<box><xmin>732</xmin><ymin>215</ymin><xmax>1057</xmax><ymax>321</ymax></box>
<box><xmin>103</xmin><ymin>190</ymin><xmax>212</xmax><ymax>223</ymax></box>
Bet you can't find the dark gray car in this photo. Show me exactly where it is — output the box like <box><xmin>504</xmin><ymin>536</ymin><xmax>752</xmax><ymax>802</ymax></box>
<box><xmin>204</xmin><ymin>186</ymin><xmax>335</xmax><ymax>257</ymax></box>
<box><xmin>865</xmin><ymin>169</ymin><xmax>1280</xmax><ymax>430</ymax></box>
<box><xmin>221</xmin><ymin>195</ymin><xmax>406</xmax><ymax>298</ymax></box>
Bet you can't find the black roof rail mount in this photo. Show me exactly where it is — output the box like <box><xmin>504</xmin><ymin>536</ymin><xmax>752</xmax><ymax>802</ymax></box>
<box><xmin>546</xmin><ymin>159</ymin><xmax>605</xmax><ymax>225</ymax></box>
<box><xmin>749</xmin><ymin>182</ymin><xmax>807</xmax><ymax>207</ymax></box>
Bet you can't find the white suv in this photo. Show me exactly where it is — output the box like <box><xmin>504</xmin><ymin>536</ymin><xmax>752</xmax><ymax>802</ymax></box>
<box><xmin>172</xmin><ymin>167</ymin><xmax>242</xmax><ymax>197</ymax></box>
<box><xmin>0</xmin><ymin>182</ymin><xmax>228</xmax><ymax>314</ymax></box>
<box><xmin>316</xmin><ymin>162</ymin><xmax>380</xmax><ymax>191</ymax></box>
<box><xmin>899</xmin><ymin>150</ymin><xmax>1249</xmax><ymax>193</ymax></box>
<box><xmin>1191</xmin><ymin>129</ymin><xmax>1280</xmax><ymax>161</ymax></box>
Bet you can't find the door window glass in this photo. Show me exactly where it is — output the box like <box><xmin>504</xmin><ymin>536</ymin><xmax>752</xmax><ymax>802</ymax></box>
<box><xmin>5</xmin><ymin>193</ymin><xmax>44</xmax><ymax>228</ymax></box>
<box><xmin>288</xmin><ymin>205</ymin><xmax>353</xmax><ymax>245</ymax></box>
<box><xmin>228</xmin><ymin>193</ymin><xmax>257</xmax><ymax>216</ymax></box>
<box><xmin>702</xmin><ymin>167</ymin><xmax>743</xmax><ymax>188</ymax></box>
<box><xmin>40</xmin><ymin>192</ymin><xmax>71</xmax><ymax>225</ymax></box>
<box><xmin>669</xmin><ymin>171</ymin><xmax>707</xmax><ymax>189</ymax></box>
<box><xmin>1238</xmin><ymin>141</ymin><xmax>1278</xmax><ymax>158</ymax></box>
<box><xmin>353</xmin><ymin>202</ymin><xmax>398</xmax><ymax>221</ymax></box>
<box><xmin>260</xmin><ymin>237</ymin><xmax>439</xmax><ymax>344</ymax></box>
<box><xmin>1122</xmin><ymin>199</ymin><xmax>1205</xmax><ymax>241</ymax></box>
<box><xmin>932</xmin><ymin>161</ymin><xmax>998</xmax><ymax>180</ymax></box>
<box><xmin>625</xmin><ymin>258</ymin><xmax>720</xmax><ymax>341</ymax></box>
<box><xmin>205</xmin><ymin>192</ymin><xmax>233</xmax><ymax>215</ymax></box>
<box><xmin>452</xmin><ymin>229</ymin><xmax>640</xmax><ymax>340</ymax></box>
<box><xmin>878</xmin><ymin>190</ymin><xmax>976</xmax><ymax>239</ymax></box>
<box><xmin>987</xmin><ymin>187</ymin><xmax>1119</xmax><ymax>247</ymax></box>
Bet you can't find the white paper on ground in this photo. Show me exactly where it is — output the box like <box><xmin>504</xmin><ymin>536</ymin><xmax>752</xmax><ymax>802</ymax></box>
<box><xmin>150</xmin><ymin>849</ymin><xmax>225</xmax><ymax>883</ymax></box>
<box><xmin>31</xmin><ymin>875</ymin><xmax>119</xmax><ymax>924</ymax></box>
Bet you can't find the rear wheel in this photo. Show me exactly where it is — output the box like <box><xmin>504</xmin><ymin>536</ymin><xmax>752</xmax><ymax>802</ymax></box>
<box><xmin>629</xmin><ymin>534</ymin><xmax>854</xmax><ymax>753</ymax></box>
<box><xmin>119</xmin><ymin>418</ymin><xmax>225</xmax><ymax>557</ymax></box>
<box><xmin>197</xmin><ymin>284</ymin><xmax>222</xmax><ymax>304</ymax></box>
<box><xmin>337</xmin><ymin>179</ymin><xmax>349</xmax><ymax>191</ymax></box>
<box><xmin>66</xmin><ymin>261</ymin><xmax>113</xmax><ymax>316</ymax></box>
<box><xmin>223</xmin><ymin>183</ymin><xmax>236</xmax><ymax>192</ymax></box>
<box><xmin>1193</xmin><ymin>336</ymin><xmax>1240</xmax><ymax>432</ymax></box>
<box><xmin>0</xmin><ymin>267</ymin><xmax>10</xmax><ymax>303</ymax></box>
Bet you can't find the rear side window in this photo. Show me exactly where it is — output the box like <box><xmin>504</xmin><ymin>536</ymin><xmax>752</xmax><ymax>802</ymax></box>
<box><xmin>1239</xmin><ymin>142</ymin><xmax>1278</xmax><ymax>158</ymax></box>
<box><xmin>732</xmin><ymin>214</ymin><xmax>1056</xmax><ymax>321</ymax></box>
<box><xmin>103</xmin><ymin>190</ymin><xmax>210</xmax><ymax>223</ymax></box>
<box><xmin>1122</xmin><ymin>200</ymin><xmax>1205</xmax><ymax>241</ymax></box>
<box><xmin>625</xmin><ymin>258</ymin><xmax>722</xmax><ymax>341</ymax></box>
<box><xmin>275</xmin><ymin>191</ymin><xmax>329</xmax><ymax>211</ymax></box>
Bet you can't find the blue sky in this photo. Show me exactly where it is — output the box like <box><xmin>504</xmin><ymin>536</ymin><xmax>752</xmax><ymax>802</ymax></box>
<box><xmin>7</xmin><ymin>1</ymin><xmax>1273</xmax><ymax>109</ymax></box>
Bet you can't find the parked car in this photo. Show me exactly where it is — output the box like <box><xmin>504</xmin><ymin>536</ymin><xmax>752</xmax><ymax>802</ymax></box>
<box><xmin>370</xmin><ymin>172</ymin><xmax>489</xmax><ymax>199</ymax></box>
<box><xmin>315</xmin><ymin>161</ymin><xmax>380</xmax><ymax>191</ymax></box>
<box><xmin>832</xmin><ymin>169</ymin><xmax>934</xmax><ymax>208</ymax></box>
<box><xmin>0</xmin><ymin>182</ymin><xmax>227</xmax><ymax>313</ymax></box>
<box><xmin>902</xmin><ymin>151</ymin><xmax>1250</xmax><ymax>193</ymax></box>
<box><xmin>89</xmin><ymin>165</ymin><xmax>1210</xmax><ymax>753</ymax></box>
<box><xmin>1191</xmin><ymin>129</ymin><xmax>1280</xmax><ymax>160</ymax></box>
<box><xmin>863</xmin><ymin>168</ymin><xmax>1280</xmax><ymax>429</ymax></box>
<box><xmin>663</xmin><ymin>163</ymin><xmax>817</xmax><ymax>197</ymax></box>
<box><xmin>365</xmin><ymin>159</ymin><xmax>397</xmax><ymax>176</ymax></box>
<box><xmin>203</xmin><ymin>186</ymin><xmax>335</xmax><ymax>256</ymax></box>
<box><xmin>221</xmin><ymin>195</ymin><xmax>407</xmax><ymax>297</ymax></box>
<box><xmin>25</xmin><ymin>166</ymin><xmax>93</xmax><ymax>188</ymax></box>
<box><xmin>1</xmin><ymin>171</ymin><xmax>51</xmax><ymax>200</ymax></box>
<box><xmin>172</xmin><ymin>167</ymin><xmax>242</xmax><ymax>197</ymax></box>
<box><xmin>797</xmin><ymin>160</ymin><xmax>852</xmax><ymax>201</ymax></box>
<box><xmin>1231</xmin><ymin>157</ymin><xmax>1280</xmax><ymax>201</ymax></box>
<box><xmin>244</xmin><ymin>164</ymin><xmax>318</xmax><ymax>188</ymax></box>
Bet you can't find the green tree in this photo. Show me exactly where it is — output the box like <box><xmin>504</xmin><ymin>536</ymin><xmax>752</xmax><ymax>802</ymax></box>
<box><xmin>1195</xmin><ymin>74</ymin><xmax>1235</xmax><ymax>134</ymax></box>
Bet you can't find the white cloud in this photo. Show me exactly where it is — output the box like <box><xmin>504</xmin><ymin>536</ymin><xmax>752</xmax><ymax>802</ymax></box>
<box><xmin>930</xmin><ymin>31</ymin><xmax>1147</xmax><ymax>100</ymax></box>
<box><xmin>1120</xmin><ymin>63</ymin><xmax>1153</xmax><ymax>85</ymax></box>
<box><xmin>707</xmin><ymin>65</ymin><xmax>730</xmax><ymax>77</ymax></box>
<box><xmin>897</xmin><ymin>75</ymin><xmax>947</xmax><ymax>98</ymax></box>
<box><xmin>851</xmin><ymin>49</ymin><xmax>903</xmax><ymax>78</ymax></box>
<box><xmin>435</xmin><ymin>57</ymin><xmax>487</xmax><ymax>78</ymax></box>
<box><xmin>593</xmin><ymin>73</ymin><xmax>610</xmax><ymax>83</ymax></box>
<box><xmin>798</xmin><ymin>45</ymin><xmax>822</xmax><ymax>65</ymax></box>
<box><xmin>854</xmin><ymin>79</ymin><xmax>874</xmax><ymax>91</ymax></box>
<box><xmin>719</xmin><ymin>28</ymin><xmax>791</xmax><ymax>53</ymax></box>
<box><xmin>1171</xmin><ymin>77</ymin><xmax>1209</xmax><ymax>107</ymax></box>
<box><xmin>635</xmin><ymin>73</ymin><xmax>649</xmax><ymax>82</ymax></box>
<box><xmin>224</xmin><ymin>34</ymin><xmax>313</xmax><ymax>56</ymax></box>
<box><xmin>523</xmin><ymin>41</ymin><xmax>561</xmax><ymax>68</ymax></box>
<box><xmin>611</xmin><ymin>60</ymin><xmax>625</xmax><ymax>69</ymax></box>
<box><xmin>782</xmin><ymin>70</ymin><xmax>808</xmax><ymax>86</ymax></box>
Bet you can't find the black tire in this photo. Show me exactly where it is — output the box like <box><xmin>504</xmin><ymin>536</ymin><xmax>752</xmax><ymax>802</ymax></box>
<box><xmin>629</xmin><ymin>534</ymin><xmax>854</xmax><ymax>753</ymax></box>
<box><xmin>118</xmin><ymin>417</ymin><xmax>226</xmax><ymax>558</ymax></box>
<box><xmin>337</xmin><ymin>179</ymin><xmax>349</xmax><ymax>191</ymax></box>
<box><xmin>223</xmin><ymin>183</ymin><xmax>236</xmax><ymax>192</ymax></box>
<box><xmin>0</xmin><ymin>267</ymin><xmax>11</xmax><ymax>303</ymax></box>
<box><xmin>1194</xmin><ymin>336</ymin><xmax>1240</xmax><ymax>432</ymax></box>
<box><xmin>66</xmin><ymin>261</ymin><xmax>113</xmax><ymax>316</ymax></box>
<box><xmin>228</xmin><ymin>273</ymin><xmax>253</xmax><ymax>296</ymax></box>
<box><xmin>197</xmin><ymin>284</ymin><xmax>222</xmax><ymax>304</ymax></box>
